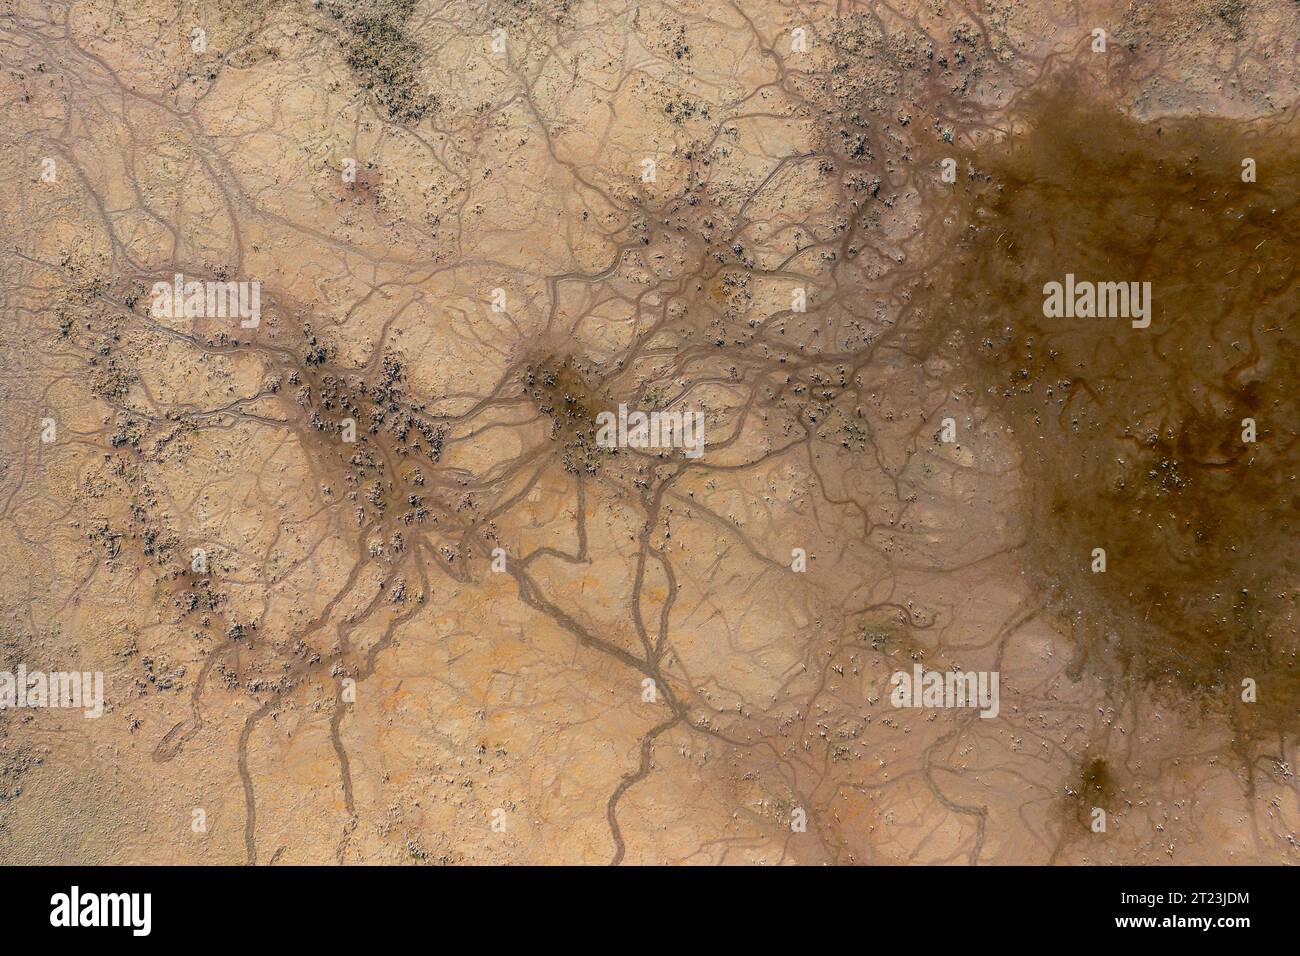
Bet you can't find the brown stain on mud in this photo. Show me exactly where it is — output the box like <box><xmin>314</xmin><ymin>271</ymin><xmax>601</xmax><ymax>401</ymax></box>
<box><xmin>1070</xmin><ymin>754</ymin><xmax>1116</xmax><ymax>830</ymax></box>
<box><xmin>924</xmin><ymin>82</ymin><xmax>1300</xmax><ymax>738</ymax></box>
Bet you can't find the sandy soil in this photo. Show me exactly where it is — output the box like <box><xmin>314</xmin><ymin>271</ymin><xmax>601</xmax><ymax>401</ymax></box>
<box><xmin>0</xmin><ymin>0</ymin><xmax>1296</xmax><ymax>864</ymax></box>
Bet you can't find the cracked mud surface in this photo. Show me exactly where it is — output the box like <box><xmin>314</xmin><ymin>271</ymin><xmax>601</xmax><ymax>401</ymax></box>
<box><xmin>0</xmin><ymin>0</ymin><xmax>1297</xmax><ymax>864</ymax></box>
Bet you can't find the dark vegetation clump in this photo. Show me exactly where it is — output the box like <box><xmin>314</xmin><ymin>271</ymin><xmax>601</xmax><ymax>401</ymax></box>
<box><xmin>328</xmin><ymin>0</ymin><xmax>435</xmax><ymax>122</ymax></box>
